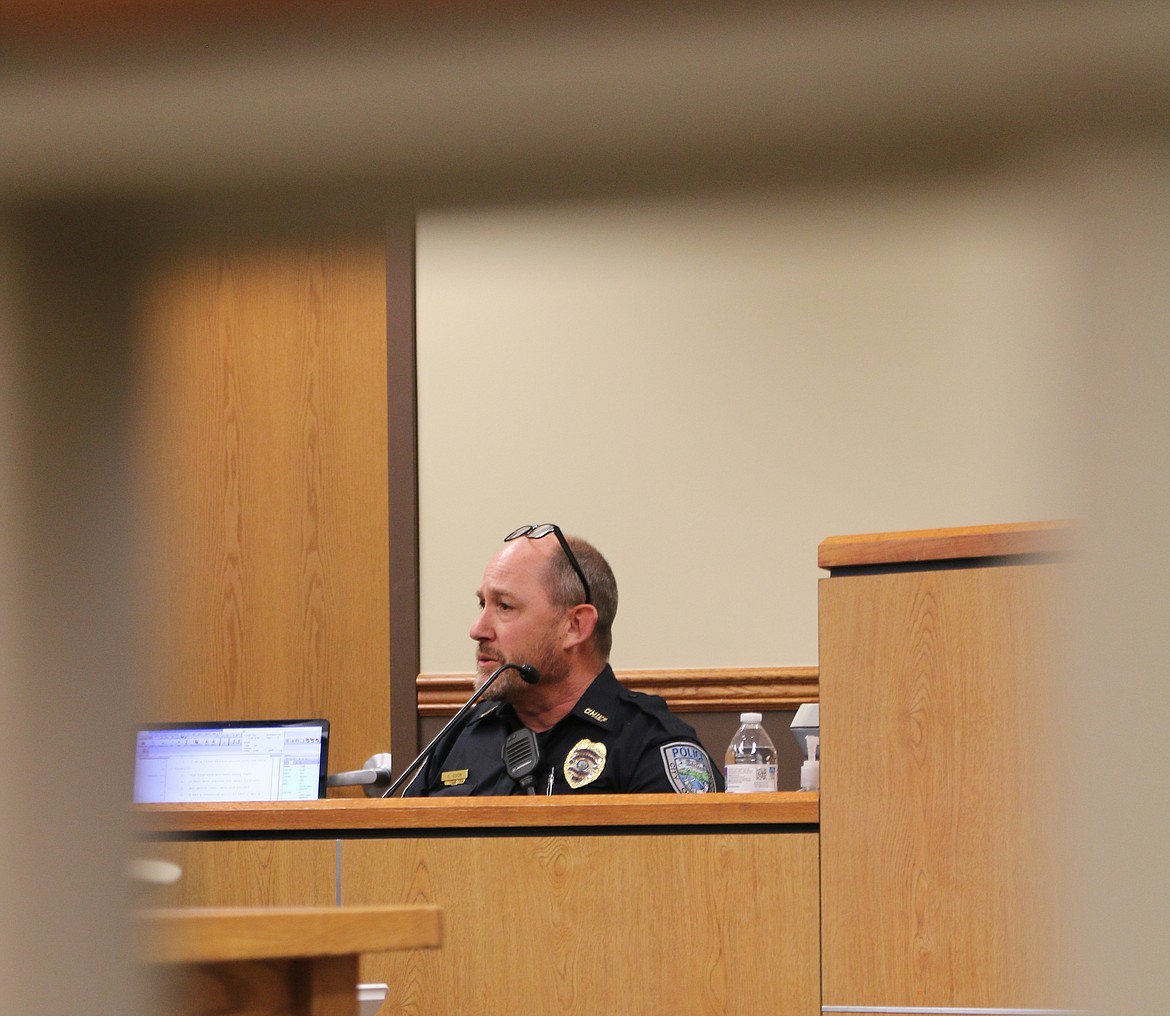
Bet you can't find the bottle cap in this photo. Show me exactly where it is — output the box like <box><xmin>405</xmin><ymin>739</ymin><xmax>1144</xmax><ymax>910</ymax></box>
<box><xmin>739</xmin><ymin>712</ymin><xmax>763</xmax><ymax>724</ymax></box>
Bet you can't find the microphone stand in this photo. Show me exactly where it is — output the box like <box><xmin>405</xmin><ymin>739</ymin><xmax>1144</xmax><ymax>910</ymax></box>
<box><xmin>381</xmin><ymin>662</ymin><xmax>538</xmax><ymax>798</ymax></box>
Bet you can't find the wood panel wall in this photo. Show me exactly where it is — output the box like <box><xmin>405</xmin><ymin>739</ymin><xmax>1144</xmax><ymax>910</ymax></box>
<box><xmin>133</xmin><ymin>238</ymin><xmax>391</xmax><ymax>775</ymax></box>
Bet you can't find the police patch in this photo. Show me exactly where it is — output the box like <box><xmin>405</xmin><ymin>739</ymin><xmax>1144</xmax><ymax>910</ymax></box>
<box><xmin>659</xmin><ymin>741</ymin><xmax>716</xmax><ymax>793</ymax></box>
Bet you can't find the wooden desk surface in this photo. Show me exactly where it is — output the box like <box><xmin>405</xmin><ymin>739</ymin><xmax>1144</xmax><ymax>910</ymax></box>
<box><xmin>134</xmin><ymin>791</ymin><xmax>818</xmax><ymax>836</ymax></box>
<box><xmin>137</xmin><ymin>905</ymin><xmax>442</xmax><ymax>964</ymax></box>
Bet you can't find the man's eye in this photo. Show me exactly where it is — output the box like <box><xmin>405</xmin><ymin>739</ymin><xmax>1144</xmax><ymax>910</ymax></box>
<box><xmin>498</xmin><ymin>601</ymin><xmax>513</xmax><ymax>612</ymax></box>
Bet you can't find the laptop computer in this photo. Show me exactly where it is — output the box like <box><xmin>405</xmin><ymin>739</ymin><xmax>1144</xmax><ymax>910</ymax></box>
<box><xmin>133</xmin><ymin>719</ymin><xmax>330</xmax><ymax>803</ymax></box>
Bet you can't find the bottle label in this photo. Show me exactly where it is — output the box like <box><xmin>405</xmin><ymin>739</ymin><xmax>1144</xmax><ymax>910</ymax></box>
<box><xmin>724</xmin><ymin>763</ymin><xmax>777</xmax><ymax>793</ymax></box>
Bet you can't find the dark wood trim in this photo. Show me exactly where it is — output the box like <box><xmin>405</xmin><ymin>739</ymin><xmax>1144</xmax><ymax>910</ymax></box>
<box><xmin>417</xmin><ymin>666</ymin><xmax>819</xmax><ymax>715</ymax></box>
<box><xmin>386</xmin><ymin>219</ymin><xmax>419</xmax><ymax>764</ymax></box>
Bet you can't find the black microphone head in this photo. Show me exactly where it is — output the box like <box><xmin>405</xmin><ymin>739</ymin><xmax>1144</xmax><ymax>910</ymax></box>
<box><xmin>516</xmin><ymin>664</ymin><xmax>540</xmax><ymax>685</ymax></box>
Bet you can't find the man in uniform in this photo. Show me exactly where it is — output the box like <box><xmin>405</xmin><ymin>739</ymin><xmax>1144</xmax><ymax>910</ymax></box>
<box><xmin>402</xmin><ymin>524</ymin><xmax>722</xmax><ymax>795</ymax></box>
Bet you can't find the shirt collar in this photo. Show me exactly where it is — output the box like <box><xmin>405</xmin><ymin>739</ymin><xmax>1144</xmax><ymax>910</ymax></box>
<box><xmin>466</xmin><ymin>665</ymin><xmax>620</xmax><ymax>732</ymax></box>
<box><xmin>565</xmin><ymin>664</ymin><xmax>622</xmax><ymax>730</ymax></box>
<box><xmin>466</xmin><ymin>701</ymin><xmax>507</xmax><ymax>727</ymax></box>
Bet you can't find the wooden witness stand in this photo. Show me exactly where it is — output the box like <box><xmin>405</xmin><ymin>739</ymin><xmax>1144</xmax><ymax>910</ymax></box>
<box><xmin>135</xmin><ymin>794</ymin><xmax>820</xmax><ymax>1016</ymax></box>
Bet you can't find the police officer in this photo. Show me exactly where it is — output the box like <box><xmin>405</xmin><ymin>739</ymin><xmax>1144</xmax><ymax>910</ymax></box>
<box><xmin>402</xmin><ymin>524</ymin><xmax>722</xmax><ymax>796</ymax></box>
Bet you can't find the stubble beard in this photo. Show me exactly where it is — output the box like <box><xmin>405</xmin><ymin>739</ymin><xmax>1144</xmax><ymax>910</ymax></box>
<box><xmin>476</xmin><ymin>661</ymin><xmax>524</xmax><ymax>701</ymax></box>
<box><xmin>475</xmin><ymin>632</ymin><xmax>567</xmax><ymax>703</ymax></box>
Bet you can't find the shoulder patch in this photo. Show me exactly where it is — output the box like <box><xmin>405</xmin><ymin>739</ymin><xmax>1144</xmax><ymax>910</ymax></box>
<box><xmin>659</xmin><ymin>741</ymin><xmax>717</xmax><ymax>794</ymax></box>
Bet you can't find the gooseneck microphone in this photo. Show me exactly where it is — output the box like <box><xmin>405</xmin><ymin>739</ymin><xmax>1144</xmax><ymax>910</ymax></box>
<box><xmin>382</xmin><ymin>662</ymin><xmax>539</xmax><ymax>798</ymax></box>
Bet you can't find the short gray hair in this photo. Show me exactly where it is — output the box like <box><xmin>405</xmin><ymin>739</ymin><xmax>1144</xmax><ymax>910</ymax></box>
<box><xmin>543</xmin><ymin>534</ymin><xmax>618</xmax><ymax>659</ymax></box>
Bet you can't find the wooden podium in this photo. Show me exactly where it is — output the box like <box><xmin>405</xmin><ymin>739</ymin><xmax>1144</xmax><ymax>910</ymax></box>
<box><xmin>138</xmin><ymin>905</ymin><xmax>442</xmax><ymax>1016</ymax></box>
<box><xmin>818</xmin><ymin>521</ymin><xmax>1078</xmax><ymax>1015</ymax></box>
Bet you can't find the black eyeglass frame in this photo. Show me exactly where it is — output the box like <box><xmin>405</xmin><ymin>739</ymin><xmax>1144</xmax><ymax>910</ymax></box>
<box><xmin>504</xmin><ymin>523</ymin><xmax>593</xmax><ymax>606</ymax></box>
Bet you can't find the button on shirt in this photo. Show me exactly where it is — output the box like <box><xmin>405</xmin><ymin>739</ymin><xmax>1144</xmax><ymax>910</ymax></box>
<box><xmin>402</xmin><ymin>665</ymin><xmax>723</xmax><ymax>796</ymax></box>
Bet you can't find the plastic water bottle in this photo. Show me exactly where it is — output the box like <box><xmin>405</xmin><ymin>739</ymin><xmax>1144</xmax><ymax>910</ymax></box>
<box><xmin>724</xmin><ymin>712</ymin><xmax>778</xmax><ymax>793</ymax></box>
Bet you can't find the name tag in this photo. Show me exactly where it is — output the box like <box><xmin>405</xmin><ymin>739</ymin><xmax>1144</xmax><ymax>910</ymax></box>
<box><xmin>440</xmin><ymin>769</ymin><xmax>469</xmax><ymax>787</ymax></box>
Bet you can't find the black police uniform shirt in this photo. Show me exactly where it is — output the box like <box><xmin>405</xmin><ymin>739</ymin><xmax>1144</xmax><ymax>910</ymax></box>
<box><xmin>402</xmin><ymin>665</ymin><xmax>723</xmax><ymax>796</ymax></box>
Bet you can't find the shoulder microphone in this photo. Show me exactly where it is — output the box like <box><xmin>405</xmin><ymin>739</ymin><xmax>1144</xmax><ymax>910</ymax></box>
<box><xmin>383</xmin><ymin>662</ymin><xmax>539</xmax><ymax>797</ymax></box>
<box><xmin>502</xmin><ymin>728</ymin><xmax>541</xmax><ymax>795</ymax></box>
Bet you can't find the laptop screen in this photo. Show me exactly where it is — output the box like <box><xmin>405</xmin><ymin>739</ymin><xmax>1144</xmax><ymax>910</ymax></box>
<box><xmin>133</xmin><ymin>719</ymin><xmax>330</xmax><ymax>803</ymax></box>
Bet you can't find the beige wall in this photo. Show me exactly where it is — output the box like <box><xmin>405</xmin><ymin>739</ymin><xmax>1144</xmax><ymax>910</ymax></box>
<box><xmin>416</xmin><ymin>176</ymin><xmax>1078</xmax><ymax>672</ymax></box>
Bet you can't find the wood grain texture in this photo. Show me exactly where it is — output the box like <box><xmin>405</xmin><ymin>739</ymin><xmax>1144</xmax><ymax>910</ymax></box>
<box><xmin>344</xmin><ymin>830</ymin><xmax>820</xmax><ymax>1016</ymax></box>
<box><xmin>817</xmin><ymin>519</ymin><xmax>1075</xmax><ymax>569</ymax></box>
<box><xmin>134</xmin><ymin>792</ymin><xmax>818</xmax><ymax>835</ymax></box>
<box><xmin>137</xmin><ymin>840</ymin><xmax>336</xmax><ymax>909</ymax></box>
<box><xmin>418</xmin><ymin>666</ymin><xmax>819</xmax><ymax>714</ymax></box>
<box><xmin>138</xmin><ymin>906</ymin><xmax>441</xmax><ymax>963</ymax></box>
<box><xmin>134</xmin><ymin>240</ymin><xmax>390</xmax><ymax>785</ymax></box>
<box><xmin>819</xmin><ymin>562</ymin><xmax>1075</xmax><ymax>1011</ymax></box>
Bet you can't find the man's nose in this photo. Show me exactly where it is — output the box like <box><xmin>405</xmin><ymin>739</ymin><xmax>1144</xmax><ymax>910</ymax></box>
<box><xmin>469</xmin><ymin>608</ymin><xmax>491</xmax><ymax>642</ymax></box>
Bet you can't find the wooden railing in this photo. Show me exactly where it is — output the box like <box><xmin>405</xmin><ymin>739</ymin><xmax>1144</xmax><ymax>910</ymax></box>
<box><xmin>417</xmin><ymin>665</ymin><xmax>818</xmax><ymax>715</ymax></box>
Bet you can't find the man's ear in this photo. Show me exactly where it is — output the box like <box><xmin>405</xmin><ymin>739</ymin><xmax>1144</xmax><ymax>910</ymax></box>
<box><xmin>563</xmin><ymin>603</ymin><xmax>598</xmax><ymax>650</ymax></box>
